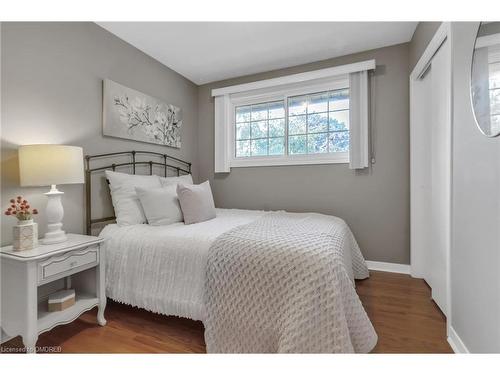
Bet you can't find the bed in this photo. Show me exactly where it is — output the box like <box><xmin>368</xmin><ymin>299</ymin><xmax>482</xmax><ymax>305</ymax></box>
<box><xmin>86</xmin><ymin>151</ymin><xmax>377</xmax><ymax>353</ymax></box>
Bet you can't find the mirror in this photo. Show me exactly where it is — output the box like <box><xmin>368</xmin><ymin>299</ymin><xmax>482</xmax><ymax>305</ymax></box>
<box><xmin>471</xmin><ymin>22</ymin><xmax>500</xmax><ymax>137</ymax></box>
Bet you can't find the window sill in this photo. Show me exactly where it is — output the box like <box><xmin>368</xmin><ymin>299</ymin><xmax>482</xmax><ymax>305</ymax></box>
<box><xmin>229</xmin><ymin>153</ymin><xmax>349</xmax><ymax>168</ymax></box>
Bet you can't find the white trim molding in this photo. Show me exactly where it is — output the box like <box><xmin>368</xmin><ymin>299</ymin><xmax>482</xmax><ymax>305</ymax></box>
<box><xmin>475</xmin><ymin>33</ymin><xmax>500</xmax><ymax>49</ymax></box>
<box><xmin>448</xmin><ymin>326</ymin><xmax>470</xmax><ymax>353</ymax></box>
<box><xmin>211</xmin><ymin>60</ymin><xmax>376</xmax><ymax>97</ymax></box>
<box><xmin>365</xmin><ymin>261</ymin><xmax>411</xmax><ymax>274</ymax></box>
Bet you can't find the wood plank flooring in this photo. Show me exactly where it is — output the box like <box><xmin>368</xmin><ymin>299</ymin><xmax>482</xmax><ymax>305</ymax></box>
<box><xmin>1</xmin><ymin>271</ymin><xmax>452</xmax><ymax>353</ymax></box>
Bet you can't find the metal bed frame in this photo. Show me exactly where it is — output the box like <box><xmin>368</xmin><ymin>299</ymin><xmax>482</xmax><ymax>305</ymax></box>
<box><xmin>85</xmin><ymin>150</ymin><xmax>191</xmax><ymax>235</ymax></box>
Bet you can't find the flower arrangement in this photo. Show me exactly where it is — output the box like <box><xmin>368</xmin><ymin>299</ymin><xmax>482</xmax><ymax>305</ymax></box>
<box><xmin>4</xmin><ymin>196</ymin><xmax>38</xmax><ymax>221</ymax></box>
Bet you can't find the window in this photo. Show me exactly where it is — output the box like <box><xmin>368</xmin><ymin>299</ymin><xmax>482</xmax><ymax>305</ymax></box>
<box><xmin>234</xmin><ymin>87</ymin><xmax>350</xmax><ymax>160</ymax></box>
<box><xmin>212</xmin><ymin>60</ymin><xmax>374</xmax><ymax>172</ymax></box>
<box><xmin>489</xmin><ymin>60</ymin><xmax>500</xmax><ymax>133</ymax></box>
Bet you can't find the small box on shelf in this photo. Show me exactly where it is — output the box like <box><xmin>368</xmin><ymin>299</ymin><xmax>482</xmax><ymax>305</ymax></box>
<box><xmin>48</xmin><ymin>289</ymin><xmax>75</xmax><ymax>312</ymax></box>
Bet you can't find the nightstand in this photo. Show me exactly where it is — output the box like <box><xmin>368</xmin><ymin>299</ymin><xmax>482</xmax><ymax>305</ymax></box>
<box><xmin>0</xmin><ymin>234</ymin><xmax>106</xmax><ymax>353</ymax></box>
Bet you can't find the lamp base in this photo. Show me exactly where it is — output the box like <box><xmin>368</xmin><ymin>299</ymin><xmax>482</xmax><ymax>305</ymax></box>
<box><xmin>42</xmin><ymin>185</ymin><xmax>67</xmax><ymax>245</ymax></box>
<box><xmin>42</xmin><ymin>228</ymin><xmax>67</xmax><ymax>245</ymax></box>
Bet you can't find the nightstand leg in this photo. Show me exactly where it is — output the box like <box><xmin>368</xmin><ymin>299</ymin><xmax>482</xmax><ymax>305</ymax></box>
<box><xmin>97</xmin><ymin>302</ymin><xmax>107</xmax><ymax>326</ymax></box>
<box><xmin>22</xmin><ymin>333</ymin><xmax>38</xmax><ymax>354</ymax></box>
<box><xmin>23</xmin><ymin>262</ymin><xmax>38</xmax><ymax>353</ymax></box>
<box><xmin>96</xmin><ymin>248</ymin><xmax>107</xmax><ymax>326</ymax></box>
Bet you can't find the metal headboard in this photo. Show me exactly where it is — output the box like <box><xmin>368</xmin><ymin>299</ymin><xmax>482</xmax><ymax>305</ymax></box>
<box><xmin>85</xmin><ymin>150</ymin><xmax>191</xmax><ymax>234</ymax></box>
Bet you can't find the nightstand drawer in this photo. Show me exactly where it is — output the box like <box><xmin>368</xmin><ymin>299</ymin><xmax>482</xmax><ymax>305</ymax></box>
<box><xmin>38</xmin><ymin>246</ymin><xmax>98</xmax><ymax>284</ymax></box>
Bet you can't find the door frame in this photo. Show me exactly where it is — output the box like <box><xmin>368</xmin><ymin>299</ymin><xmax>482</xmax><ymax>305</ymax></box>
<box><xmin>409</xmin><ymin>22</ymin><xmax>452</xmax><ymax>334</ymax></box>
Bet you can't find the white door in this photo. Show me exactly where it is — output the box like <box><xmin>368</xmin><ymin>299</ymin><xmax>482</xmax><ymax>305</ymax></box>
<box><xmin>411</xmin><ymin>37</ymin><xmax>451</xmax><ymax>316</ymax></box>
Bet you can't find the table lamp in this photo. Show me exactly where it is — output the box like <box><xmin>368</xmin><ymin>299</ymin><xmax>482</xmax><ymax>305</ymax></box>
<box><xmin>18</xmin><ymin>144</ymin><xmax>84</xmax><ymax>244</ymax></box>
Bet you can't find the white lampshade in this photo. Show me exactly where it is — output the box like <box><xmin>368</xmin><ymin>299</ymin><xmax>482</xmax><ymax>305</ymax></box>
<box><xmin>18</xmin><ymin>144</ymin><xmax>84</xmax><ymax>187</ymax></box>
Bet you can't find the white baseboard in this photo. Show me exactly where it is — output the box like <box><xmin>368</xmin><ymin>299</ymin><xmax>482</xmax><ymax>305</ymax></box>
<box><xmin>448</xmin><ymin>326</ymin><xmax>470</xmax><ymax>353</ymax></box>
<box><xmin>366</xmin><ymin>261</ymin><xmax>411</xmax><ymax>274</ymax></box>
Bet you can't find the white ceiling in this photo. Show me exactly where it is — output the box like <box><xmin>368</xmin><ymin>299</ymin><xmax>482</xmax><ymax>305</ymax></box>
<box><xmin>97</xmin><ymin>22</ymin><xmax>418</xmax><ymax>85</ymax></box>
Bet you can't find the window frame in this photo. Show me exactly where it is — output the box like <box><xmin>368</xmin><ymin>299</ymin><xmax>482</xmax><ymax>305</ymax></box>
<box><xmin>228</xmin><ymin>76</ymin><xmax>350</xmax><ymax>168</ymax></box>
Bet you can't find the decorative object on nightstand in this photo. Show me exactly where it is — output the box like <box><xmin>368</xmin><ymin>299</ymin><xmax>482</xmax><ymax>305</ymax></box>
<box><xmin>0</xmin><ymin>234</ymin><xmax>107</xmax><ymax>353</ymax></box>
<box><xmin>18</xmin><ymin>144</ymin><xmax>84</xmax><ymax>245</ymax></box>
<box><xmin>4</xmin><ymin>195</ymin><xmax>39</xmax><ymax>251</ymax></box>
<box><xmin>48</xmin><ymin>289</ymin><xmax>75</xmax><ymax>312</ymax></box>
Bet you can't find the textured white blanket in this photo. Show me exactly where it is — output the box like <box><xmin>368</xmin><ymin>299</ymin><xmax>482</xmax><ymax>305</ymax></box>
<box><xmin>204</xmin><ymin>211</ymin><xmax>377</xmax><ymax>353</ymax></box>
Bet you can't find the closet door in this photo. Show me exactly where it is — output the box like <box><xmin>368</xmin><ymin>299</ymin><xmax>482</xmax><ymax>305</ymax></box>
<box><xmin>411</xmin><ymin>36</ymin><xmax>451</xmax><ymax>317</ymax></box>
<box><xmin>427</xmin><ymin>39</ymin><xmax>451</xmax><ymax>315</ymax></box>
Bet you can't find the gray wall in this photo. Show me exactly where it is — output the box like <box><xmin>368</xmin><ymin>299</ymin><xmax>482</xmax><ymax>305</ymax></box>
<box><xmin>0</xmin><ymin>22</ymin><xmax>199</xmax><ymax>245</ymax></box>
<box><xmin>198</xmin><ymin>43</ymin><xmax>411</xmax><ymax>264</ymax></box>
<box><xmin>450</xmin><ymin>22</ymin><xmax>500</xmax><ymax>353</ymax></box>
<box><xmin>409</xmin><ymin>22</ymin><xmax>442</xmax><ymax>72</ymax></box>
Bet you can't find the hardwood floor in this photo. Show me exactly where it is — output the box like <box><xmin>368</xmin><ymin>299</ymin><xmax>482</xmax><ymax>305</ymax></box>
<box><xmin>1</xmin><ymin>271</ymin><xmax>452</xmax><ymax>353</ymax></box>
<box><xmin>356</xmin><ymin>271</ymin><xmax>452</xmax><ymax>353</ymax></box>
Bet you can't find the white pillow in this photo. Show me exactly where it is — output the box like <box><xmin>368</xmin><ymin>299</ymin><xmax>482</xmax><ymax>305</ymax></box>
<box><xmin>160</xmin><ymin>174</ymin><xmax>193</xmax><ymax>187</ymax></box>
<box><xmin>105</xmin><ymin>170</ymin><xmax>161</xmax><ymax>226</ymax></box>
<box><xmin>176</xmin><ymin>181</ymin><xmax>216</xmax><ymax>225</ymax></box>
<box><xmin>135</xmin><ymin>185</ymin><xmax>183</xmax><ymax>226</ymax></box>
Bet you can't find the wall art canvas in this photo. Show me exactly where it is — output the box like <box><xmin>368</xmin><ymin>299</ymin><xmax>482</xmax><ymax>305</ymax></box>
<box><xmin>103</xmin><ymin>79</ymin><xmax>182</xmax><ymax>148</ymax></box>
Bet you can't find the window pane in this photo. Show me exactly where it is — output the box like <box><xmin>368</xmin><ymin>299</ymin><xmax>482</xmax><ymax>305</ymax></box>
<box><xmin>308</xmin><ymin>93</ymin><xmax>328</xmax><ymax>114</ymax></box>
<box><xmin>329</xmin><ymin>89</ymin><xmax>349</xmax><ymax>111</ymax></box>
<box><xmin>236</xmin><ymin>122</ymin><xmax>251</xmax><ymax>140</ymax></box>
<box><xmin>251</xmin><ymin>120</ymin><xmax>268</xmax><ymax>138</ymax></box>
<box><xmin>269</xmin><ymin>137</ymin><xmax>285</xmax><ymax>155</ymax></box>
<box><xmin>308</xmin><ymin>133</ymin><xmax>329</xmax><ymax>154</ymax></box>
<box><xmin>289</xmin><ymin>115</ymin><xmax>307</xmax><ymax>135</ymax></box>
<box><xmin>491</xmin><ymin>115</ymin><xmax>500</xmax><ymax>134</ymax></box>
<box><xmin>251</xmin><ymin>139</ymin><xmax>268</xmax><ymax>156</ymax></box>
<box><xmin>236</xmin><ymin>140</ymin><xmax>250</xmax><ymax>157</ymax></box>
<box><xmin>288</xmin><ymin>135</ymin><xmax>307</xmax><ymax>154</ymax></box>
<box><xmin>236</xmin><ymin>106</ymin><xmax>251</xmax><ymax>123</ymax></box>
<box><xmin>268</xmin><ymin>101</ymin><xmax>285</xmax><ymax>119</ymax></box>
<box><xmin>489</xmin><ymin>62</ymin><xmax>500</xmax><ymax>89</ymax></box>
<box><xmin>329</xmin><ymin>131</ymin><xmax>350</xmax><ymax>152</ymax></box>
<box><xmin>308</xmin><ymin>112</ymin><xmax>328</xmax><ymax>133</ymax></box>
<box><xmin>288</xmin><ymin>95</ymin><xmax>307</xmax><ymax>116</ymax></box>
<box><xmin>251</xmin><ymin>103</ymin><xmax>268</xmax><ymax>121</ymax></box>
<box><xmin>269</xmin><ymin>118</ymin><xmax>285</xmax><ymax>137</ymax></box>
<box><xmin>329</xmin><ymin>110</ymin><xmax>349</xmax><ymax>131</ymax></box>
<box><xmin>490</xmin><ymin>89</ymin><xmax>500</xmax><ymax>114</ymax></box>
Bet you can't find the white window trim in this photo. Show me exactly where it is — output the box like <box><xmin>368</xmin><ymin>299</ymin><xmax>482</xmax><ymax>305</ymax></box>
<box><xmin>213</xmin><ymin>60</ymin><xmax>375</xmax><ymax>173</ymax></box>
<box><xmin>211</xmin><ymin>60</ymin><xmax>375</xmax><ymax>96</ymax></box>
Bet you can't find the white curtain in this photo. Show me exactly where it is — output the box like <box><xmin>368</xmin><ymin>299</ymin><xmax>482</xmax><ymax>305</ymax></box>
<box><xmin>214</xmin><ymin>95</ymin><xmax>231</xmax><ymax>173</ymax></box>
<box><xmin>348</xmin><ymin>70</ymin><xmax>370</xmax><ymax>169</ymax></box>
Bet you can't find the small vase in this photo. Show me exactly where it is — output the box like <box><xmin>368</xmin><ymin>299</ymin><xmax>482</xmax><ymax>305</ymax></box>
<box><xmin>13</xmin><ymin>219</ymin><xmax>38</xmax><ymax>251</ymax></box>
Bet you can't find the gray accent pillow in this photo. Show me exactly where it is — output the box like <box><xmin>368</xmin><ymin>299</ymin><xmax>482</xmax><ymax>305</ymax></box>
<box><xmin>176</xmin><ymin>181</ymin><xmax>216</xmax><ymax>225</ymax></box>
<box><xmin>135</xmin><ymin>185</ymin><xmax>183</xmax><ymax>226</ymax></box>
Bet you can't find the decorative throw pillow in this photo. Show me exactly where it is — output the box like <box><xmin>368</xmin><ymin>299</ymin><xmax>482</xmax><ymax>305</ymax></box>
<box><xmin>176</xmin><ymin>181</ymin><xmax>216</xmax><ymax>225</ymax></box>
<box><xmin>135</xmin><ymin>185</ymin><xmax>183</xmax><ymax>226</ymax></box>
<box><xmin>160</xmin><ymin>174</ymin><xmax>193</xmax><ymax>187</ymax></box>
<box><xmin>105</xmin><ymin>170</ymin><xmax>162</xmax><ymax>226</ymax></box>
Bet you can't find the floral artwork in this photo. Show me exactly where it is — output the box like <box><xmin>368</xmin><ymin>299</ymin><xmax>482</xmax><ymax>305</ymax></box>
<box><xmin>103</xmin><ymin>79</ymin><xmax>182</xmax><ymax>148</ymax></box>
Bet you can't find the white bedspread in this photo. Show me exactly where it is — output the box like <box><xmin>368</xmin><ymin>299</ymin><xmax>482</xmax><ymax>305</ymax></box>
<box><xmin>101</xmin><ymin>208</ymin><xmax>376</xmax><ymax>353</ymax></box>
<box><xmin>100</xmin><ymin>209</ymin><xmax>265</xmax><ymax>321</ymax></box>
